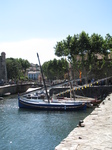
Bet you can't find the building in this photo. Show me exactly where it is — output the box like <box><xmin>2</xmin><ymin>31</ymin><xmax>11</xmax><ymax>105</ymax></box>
<box><xmin>27</xmin><ymin>63</ymin><xmax>41</xmax><ymax>81</ymax></box>
<box><xmin>26</xmin><ymin>63</ymin><xmax>40</xmax><ymax>76</ymax></box>
<box><xmin>0</xmin><ymin>52</ymin><xmax>7</xmax><ymax>83</ymax></box>
<box><xmin>28</xmin><ymin>71</ymin><xmax>40</xmax><ymax>80</ymax></box>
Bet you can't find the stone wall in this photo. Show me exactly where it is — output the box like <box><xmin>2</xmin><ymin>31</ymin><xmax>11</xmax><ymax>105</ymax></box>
<box><xmin>0</xmin><ymin>84</ymin><xmax>31</xmax><ymax>96</ymax></box>
<box><xmin>49</xmin><ymin>86</ymin><xmax>112</xmax><ymax>100</ymax></box>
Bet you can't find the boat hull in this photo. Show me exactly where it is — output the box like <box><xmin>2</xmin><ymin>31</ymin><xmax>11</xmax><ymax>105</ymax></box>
<box><xmin>18</xmin><ymin>97</ymin><xmax>86</xmax><ymax>111</ymax></box>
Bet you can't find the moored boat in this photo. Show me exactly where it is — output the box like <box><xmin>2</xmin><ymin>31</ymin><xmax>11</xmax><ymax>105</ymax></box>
<box><xmin>51</xmin><ymin>94</ymin><xmax>98</xmax><ymax>107</ymax></box>
<box><xmin>18</xmin><ymin>53</ymin><xmax>87</xmax><ymax>111</ymax></box>
<box><xmin>23</xmin><ymin>91</ymin><xmax>46</xmax><ymax>99</ymax></box>
<box><xmin>18</xmin><ymin>96</ymin><xmax>86</xmax><ymax>111</ymax></box>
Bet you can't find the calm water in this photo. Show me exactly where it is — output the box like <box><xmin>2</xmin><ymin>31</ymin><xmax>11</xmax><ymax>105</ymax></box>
<box><xmin>0</xmin><ymin>95</ymin><xmax>93</xmax><ymax>150</ymax></box>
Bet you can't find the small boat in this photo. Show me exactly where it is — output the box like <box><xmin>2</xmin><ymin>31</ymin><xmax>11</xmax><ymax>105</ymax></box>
<box><xmin>90</xmin><ymin>99</ymin><xmax>102</xmax><ymax>106</ymax></box>
<box><xmin>51</xmin><ymin>95</ymin><xmax>94</xmax><ymax>108</ymax></box>
<box><xmin>18</xmin><ymin>53</ymin><xmax>86</xmax><ymax>111</ymax></box>
<box><xmin>51</xmin><ymin>93</ymin><xmax>102</xmax><ymax>108</ymax></box>
<box><xmin>23</xmin><ymin>91</ymin><xmax>46</xmax><ymax>99</ymax></box>
<box><xmin>3</xmin><ymin>92</ymin><xmax>11</xmax><ymax>96</ymax></box>
<box><xmin>18</xmin><ymin>96</ymin><xmax>86</xmax><ymax>111</ymax></box>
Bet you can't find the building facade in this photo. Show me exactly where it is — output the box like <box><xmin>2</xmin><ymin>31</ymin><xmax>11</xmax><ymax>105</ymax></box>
<box><xmin>28</xmin><ymin>71</ymin><xmax>40</xmax><ymax>80</ymax></box>
<box><xmin>0</xmin><ymin>52</ymin><xmax>7</xmax><ymax>83</ymax></box>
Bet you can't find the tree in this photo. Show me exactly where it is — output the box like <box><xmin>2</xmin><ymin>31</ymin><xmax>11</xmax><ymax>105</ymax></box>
<box><xmin>54</xmin><ymin>31</ymin><xmax>112</xmax><ymax>79</ymax></box>
<box><xmin>54</xmin><ymin>41</ymin><xmax>65</xmax><ymax>57</ymax></box>
<box><xmin>6</xmin><ymin>58</ymin><xmax>20</xmax><ymax>79</ymax></box>
<box><xmin>18</xmin><ymin>58</ymin><xmax>30</xmax><ymax>75</ymax></box>
<box><xmin>78</xmin><ymin>31</ymin><xmax>90</xmax><ymax>71</ymax></box>
<box><xmin>6</xmin><ymin>58</ymin><xmax>31</xmax><ymax>80</ymax></box>
<box><xmin>42</xmin><ymin>58</ymin><xmax>68</xmax><ymax>80</ymax></box>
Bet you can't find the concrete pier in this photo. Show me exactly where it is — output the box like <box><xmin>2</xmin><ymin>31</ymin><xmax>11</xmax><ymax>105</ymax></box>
<box><xmin>55</xmin><ymin>94</ymin><xmax>112</xmax><ymax>150</ymax></box>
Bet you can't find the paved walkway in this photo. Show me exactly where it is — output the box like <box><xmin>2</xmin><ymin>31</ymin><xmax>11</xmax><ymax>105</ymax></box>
<box><xmin>55</xmin><ymin>94</ymin><xmax>112</xmax><ymax>150</ymax></box>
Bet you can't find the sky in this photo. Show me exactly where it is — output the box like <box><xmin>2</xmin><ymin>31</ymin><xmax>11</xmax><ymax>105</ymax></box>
<box><xmin>0</xmin><ymin>0</ymin><xmax>112</xmax><ymax>64</ymax></box>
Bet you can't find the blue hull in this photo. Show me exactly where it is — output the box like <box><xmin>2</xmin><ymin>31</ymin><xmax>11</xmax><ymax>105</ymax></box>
<box><xmin>18</xmin><ymin>97</ymin><xmax>87</xmax><ymax>111</ymax></box>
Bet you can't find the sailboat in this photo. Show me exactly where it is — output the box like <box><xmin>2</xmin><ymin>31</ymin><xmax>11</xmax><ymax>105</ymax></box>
<box><xmin>18</xmin><ymin>53</ymin><xmax>87</xmax><ymax>111</ymax></box>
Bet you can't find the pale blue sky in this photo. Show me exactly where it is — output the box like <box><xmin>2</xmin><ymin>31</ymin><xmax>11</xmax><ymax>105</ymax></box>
<box><xmin>0</xmin><ymin>0</ymin><xmax>112</xmax><ymax>64</ymax></box>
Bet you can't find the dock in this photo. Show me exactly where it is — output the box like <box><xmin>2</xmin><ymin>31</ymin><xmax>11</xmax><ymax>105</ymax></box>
<box><xmin>55</xmin><ymin>94</ymin><xmax>112</xmax><ymax>150</ymax></box>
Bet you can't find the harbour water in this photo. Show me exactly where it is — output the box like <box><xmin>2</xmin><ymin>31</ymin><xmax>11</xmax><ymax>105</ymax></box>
<box><xmin>0</xmin><ymin>95</ymin><xmax>93</xmax><ymax>150</ymax></box>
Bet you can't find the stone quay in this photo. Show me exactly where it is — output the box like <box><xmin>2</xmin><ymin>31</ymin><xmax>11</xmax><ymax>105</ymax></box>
<box><xmin>55</xmin><ymin>94</ymin><xmax>112</xmax><ymax>150</ymax></box>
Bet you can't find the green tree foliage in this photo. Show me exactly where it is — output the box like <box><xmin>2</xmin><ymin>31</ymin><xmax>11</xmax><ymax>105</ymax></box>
<box><xmin>54</xmin><ymin>31</ymin><xmax>112</xmax><ymax>77</ymax></box>
<box><xmin>6</xmin><ymin>58</ymin><xmax>30</xmax><ymax>80</ymax></box>
<box><xmin>42</xmin><ymin>58</ymin><xmax>68</xmax><ymax>80</ymax></box>
<box><xmin>18</xmin><ymin>58</ymin><xmax>30</xmax><ymax>73</ymax></box>
<box><xmin>6</xmin><ymin>58</ymin><xmax>20</xmax><ymax>79</ymax></box>
<box><xmin>78</xmin><ymin>31</ymin><xmax>90</xmax><ymax>70</ymax></box>
<box><xmin>105</xmin><ymin>34</ymin><xmax>112</xmax><ymax>50</ymax></box>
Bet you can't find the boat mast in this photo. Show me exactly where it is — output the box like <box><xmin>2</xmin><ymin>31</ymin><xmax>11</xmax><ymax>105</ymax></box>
<box><xmin>37</xmin><ymin>53</ymin><xmax>50</xmax><ymax>103</ymax></box>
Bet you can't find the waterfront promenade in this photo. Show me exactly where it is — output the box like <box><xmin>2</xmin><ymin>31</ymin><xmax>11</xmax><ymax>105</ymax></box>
<box><xmin>55</xmin><ymin>94</ymin><xmax>112</xmax><ymax>150</ymax></box>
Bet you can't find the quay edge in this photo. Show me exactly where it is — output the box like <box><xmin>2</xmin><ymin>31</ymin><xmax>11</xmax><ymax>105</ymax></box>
<box><xmin>0</xmin><ymin>84</ymin><xmax>38</xmax><ymax>96</ymax></box>
<box><xmin>55</xmin><ymin>93</ymin><xmax>112</xmax><ymax>150</ymax></box>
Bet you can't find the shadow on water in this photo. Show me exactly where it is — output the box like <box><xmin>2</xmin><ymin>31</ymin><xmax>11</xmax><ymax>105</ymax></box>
<box><xmin>17</xmin><ymin>106</ymin><xmax>94</xmax><ymax>125</ymax></box>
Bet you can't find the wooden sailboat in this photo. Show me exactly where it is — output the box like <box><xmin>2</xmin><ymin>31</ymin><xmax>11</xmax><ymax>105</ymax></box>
<box><xmin>18</xmin><ymin>53</ymin><xmax>87</xmax><ymax>111</ymax></box>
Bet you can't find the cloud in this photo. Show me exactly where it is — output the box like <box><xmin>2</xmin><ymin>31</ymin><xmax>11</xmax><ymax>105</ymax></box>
<box><xmin>0</xmin><ymin>38</ymin><xmax>60</xmax><ymax>64</ymax></box>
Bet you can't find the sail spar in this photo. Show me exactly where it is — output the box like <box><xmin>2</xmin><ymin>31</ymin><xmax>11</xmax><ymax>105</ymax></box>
<box><xmin>37</xmin><ymin>53</ymin><xmax>50</xmax><ymax>103</ymax></box>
